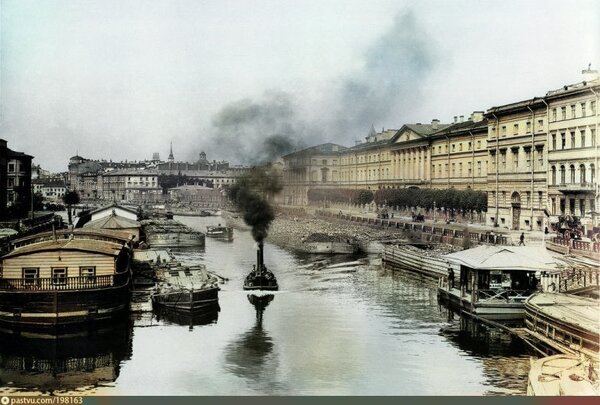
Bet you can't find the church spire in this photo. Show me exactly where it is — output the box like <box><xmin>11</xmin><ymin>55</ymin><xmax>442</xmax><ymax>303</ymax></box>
<box><xmin>168</xmin><ymin>141</ymin><xmax>174</xmax><ymax>163</ymax></box>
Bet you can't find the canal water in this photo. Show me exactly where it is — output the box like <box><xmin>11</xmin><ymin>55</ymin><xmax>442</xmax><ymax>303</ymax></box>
<box><xmin>0</xmin><ymin>215</ymin><xmax>533</xmax><ymax>395</ymax></box>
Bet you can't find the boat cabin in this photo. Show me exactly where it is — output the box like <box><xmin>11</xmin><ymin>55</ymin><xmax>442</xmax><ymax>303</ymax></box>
<box><xmin>438</xmin><ymin>246</ymin><xmax>559</xmax><ymax>319</ymax></box>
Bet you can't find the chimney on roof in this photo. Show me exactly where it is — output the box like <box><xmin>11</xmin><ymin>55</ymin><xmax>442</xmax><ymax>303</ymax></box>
<box><xmin>470</xmin><ymin>111</ymin><xmax>484</xmax><ymax>123</ymax></box>
<box><xmin>459</xmin><ymin>115</ymin><xmax>464</xmax><ymax>123</ymax></box>
<box><xmin>453</xmin><ymin>116</ymin><xmax>458</xmax><ymax>123</ymax></box>
<box><xmin>431</xmin><ymin>119</ymin><xmax>440</xmax><ymax>129</ymax></box>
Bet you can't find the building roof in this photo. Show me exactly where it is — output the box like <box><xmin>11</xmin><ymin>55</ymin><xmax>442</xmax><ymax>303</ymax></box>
<box><xmin>6</xmin><ymin>148</ymin><xmax>33</xmax><ymax>159</ymax></box>
<box><xmin>430</xmin><ymin>118</ymin><xmax>488</xmax><ymax>137</ymax></box>
<box><xmin>2</xmin><ymin>238</ymin><xmax>125</xmax><ymax>259</ymax></box>
<box><xmin>282</xmin><ymin>143</ymin><xmax>347</xmax><ymax>158</ymax></box>
<box><xmin>445</xmin><ymin>246</ymin><xmax>559</xmax><ymax>272</ymax></box>
<box><xmin>404</xmin><ymin>123</ymin><xmax>451</xmax><ymax>136</ymax></box>
<box><xmin>83</xmin><ymin>212</ymin><xmax>140</xmax><ymax>230</ymax></box>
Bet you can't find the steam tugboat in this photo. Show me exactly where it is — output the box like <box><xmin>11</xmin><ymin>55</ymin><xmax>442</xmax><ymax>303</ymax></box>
<box><xmin>243</xmin><ymin>242</ymin><xmax>278</xmax><ymax>291</ymax></box>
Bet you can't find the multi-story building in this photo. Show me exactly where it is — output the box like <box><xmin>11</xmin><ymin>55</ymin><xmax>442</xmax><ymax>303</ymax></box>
<box><xmin>281</xmin><ymin>143</ymin><xmax>347</xmax><ymax>205</ymax></box>
<box><xmin>546</xmin><ymin>78</ymin><xmax>599</xmax><ymax>227</ymax></box>
<box><xmin>32</xmin><ymin>178</ymin><xmax>67</xmax><ymax>202</ymax></box>
<box><xmin>430</xmin><ymin>113</ymin><xmax>488</xmax><ymax>191</ymax></box>
<box><xmin>484</xmin><ymin>99</ymin><xmax>548</xmax><ymax>230</ymax></box>
<box><xmin>100</xmin><ymin>170</ymin><xmax>162</xmax><ymax>203</ymax></box>
<box><xmin>0</xmin><ymin>139</ymin><xmax>33</xmax><ymax>218</ymax></box>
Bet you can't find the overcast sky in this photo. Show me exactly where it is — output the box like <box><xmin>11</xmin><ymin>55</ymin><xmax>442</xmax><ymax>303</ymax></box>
<box><xmin>1</xmin><ymin>0</ymin><xmax>598</xmax><ymax>171</ymax></box>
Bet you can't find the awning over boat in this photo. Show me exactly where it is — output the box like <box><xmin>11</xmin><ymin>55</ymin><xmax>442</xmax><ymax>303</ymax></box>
<box><xmin>444</xmin><ymin>246</ymin><xmax>559</xmax><ymax>272</ymax></box>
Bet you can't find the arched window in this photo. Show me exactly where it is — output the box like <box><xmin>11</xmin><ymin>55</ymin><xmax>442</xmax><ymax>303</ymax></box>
<box><xmin>551</xmin><ymin>166</ymin><xmax>556</xmax><ymax>185</ymax></box>
<box><xmin>579</xmin><ymin>164</ymin><xmax>586</xmax><ymax>184</ymax></box>
<box><xmin>569</xmin><ymin>164</ymin><xmax>576</xmax><ymax>183</ymax></box>
<box><xmin>560</xmin><ymin>165</ymin><xmax>566</xmax><ymax>184</ymax></box>
<box><xmin>591</xmin><ymin>164</ymin><xmax>596</xmax><ymax>184</ymax></box>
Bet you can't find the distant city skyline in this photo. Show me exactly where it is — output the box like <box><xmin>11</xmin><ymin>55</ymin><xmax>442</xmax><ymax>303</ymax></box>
<box><xmin>0</xmin><ymin>0</ymin><xmax>598</xmax><ymax>172</ymax></box>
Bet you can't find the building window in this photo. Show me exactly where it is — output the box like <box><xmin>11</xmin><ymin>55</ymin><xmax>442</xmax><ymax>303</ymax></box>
<box><xmin>591</xmin><ymin>100</ymin><xmax>596</xmax><ymax>116</ymax></box>
<box><xmin>513</xmin><ymin>123</ymin><xmax>518</xmax><ymax>135</ymax></box>
<box><xmin>581</xmin><ymin>129</ymin><xmax>586</xmax><ymax>147</ymax></box>
<box><xmin>452</xmin><ymin>144</ymin><xmax>456</xmax><ymax>152</ymax></box>
<box><xmin>581</xmin><ymin>102</ymin><xmax>587</xmax><ymax>117</ymax></box>
<box><xmin>538</xmin><ymin>191</ymin><xmax>543</xmax><ymax>209</ymax></box>
<box><xmin>459</xmin><ymin>143</ymin><xmax>463</xmax><ymax>151</ymax></box>
<box><xmin>52</xmin><ymin>268</ymin><xmax>67</xmax><ymax>286</ymax></box>
<box><xmin>561</xmin><ymin>133</ymin><xmax>566</xmax><ymax>149</ymax></box>
<box><xmin>551</xmin><ymin>133</ymin><xmax>556</xmax><ymax>150</ymax></box>
<box><xmin>526</xmin><ymin>122</ymin><xmax>531</xmax><ymax>133</ymax></box>
<box><xmin>467</xmin><ymin>162</ymin><xmax>472</xmax><ymax>176</ymax></box>
<box><xmin>571</xmin><ymin>104</ymin><xmax>576</xmax><ymax>118</ymax></box>
<box><xmin>459</xmin><ymin>162</ymin><xmax>463</xmax><ymax>176</ymax></box>
<box><xmin>501</xmin><ymin>126</ymin><xmax>506</xmax><ymax>137</ymax></box>
<box><xmin>477</xmin><ymin>140</ymin><xmax>481</xmax><ymax>149</ymax></box>
<box><xmin>580</xmin><ymin>164</ymin><xmax>586</xmax><ymax>184</ymax></box>
<box><xmin>22</xmin><ymin>268</ymin><xmax>39</xmax><ymax>286</ymax></box>
<box><xmin>591</xmin><ymin>129</ymin><xmax>596</xmax><ymax>146</ymax></box>
<box><xmin>525</xmin><ymin>149</ymin><xmax>531</xmax><ymax>167</ymax></box>
<box><xmin>500</xmin><ymin>151</ymin><xmax>506</xmax><ymax>170</ymax></box>
<box><xmin>477</xmin><ymin>161</ymin><xmax>482</xmax><ymax>176</ymax></box>
<box><xmin>537</xmin><ymin>119</ymin><xmax>544</xmax><ymax>131</ymax></box>
<box><xmin>467</xmin><ymin>142</ymin><xmax>472</xmax><ymax>150</ymax></box>
<box><xmin>7</xmin><ymin>178</ymin><xmax>14</xmax><ymax>187</ymax></box>
<box><xmin>551</xmin><ymin>197</ymin><xmax>556</xmax><ymax>214</ymax></box>
<box><xmin>570</xmin><ymin>131</ymin><xmax>576</xmax><ymax>148</ymax></box>
<box><xmin>512</xmin><ymin>149</ymin><xmax>519</xmax><ymax>169</ymax></box>
<box><xmin>560</xmin><ymin>165</ymin><xmax>566</xmax><ymax>184</ymax></box>
<box><xmin>561</xmin><ymin>107</ymin><xmax>566</xmax><ymax>120</ymax></box>
<box><xmin>451</xmin><ymin>163</ymin><xmax>455</xmax><ymax>177</ymax></box>
<box><xmin>569</xmin><ymin>164</ymin><xmax>576</xmax><ymax>183</ymax></box>
<box><xmin>526</xmin><ymin>191</ymin><xmax>531</xmax><ymax>207</ymax></box>
<box><xmin>591</xmin><ymin>164</ymin><xmax>596</xmax><ymax>184</ymax></box>
<box><xmin>537</xmin><ymin>148</ymin><xmax>544</xmax><ymax>166</ymax></box>
<box><xmin>552</xmin><ymin>109</ymin><xmax>557</xmax><ymax>121</ymax></box>
<box><xmin>8</xmin><ymin>163</ymin><xmax>15</xmax><ymax>173</ymax></box>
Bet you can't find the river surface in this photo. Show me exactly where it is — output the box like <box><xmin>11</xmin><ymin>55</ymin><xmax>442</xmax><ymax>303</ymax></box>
<box><xmin>0</xmin><ymin>215</ymin><xmax>533</xmax><ymax>395</ymax></box>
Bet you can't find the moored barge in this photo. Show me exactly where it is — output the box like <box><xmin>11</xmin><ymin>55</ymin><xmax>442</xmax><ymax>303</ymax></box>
<box><xmin>0</xmin><ymin>230</ymin><xmax>132</xmax><ymax>328</ymax></box>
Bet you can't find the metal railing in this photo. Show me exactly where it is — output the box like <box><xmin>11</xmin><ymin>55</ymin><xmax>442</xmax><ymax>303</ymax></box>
<box><xmin>0</xmin><ymin>274</ymin><xmax>126</xmax><ymax>291</ymax></box>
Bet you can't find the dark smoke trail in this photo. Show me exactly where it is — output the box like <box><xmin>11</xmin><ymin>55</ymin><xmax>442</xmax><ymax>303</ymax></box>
<box><xmin>228</xmin><ymin>167</ymin><xmax>282</xmax><ymax>242</ymax></box>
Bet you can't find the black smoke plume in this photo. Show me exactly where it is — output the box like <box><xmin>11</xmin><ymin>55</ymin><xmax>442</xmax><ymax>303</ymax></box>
<box><xmin>228</xmin><ymin>167</ymin><xmax>282</xmax><ymax>242</ymax></box>
<box><xmin>200</xmin><ymin>10</ymin><xmax>436</xmax><ymax>163</ymax></box>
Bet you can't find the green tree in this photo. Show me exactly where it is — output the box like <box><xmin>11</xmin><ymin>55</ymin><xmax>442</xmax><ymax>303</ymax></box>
<box><xmin>63</xmin><ymin>190</ymin><xmax>80</xmax><ymax>225</ymax></box>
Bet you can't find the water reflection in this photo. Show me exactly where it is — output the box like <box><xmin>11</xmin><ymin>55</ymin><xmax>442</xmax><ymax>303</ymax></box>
<box><xmin>0</xmin><ymin>318</ymin><xmax>133</xmax><ymax>393</ymax></box>
<box><xmin>154</xmin><ymin>305</ymin><xmax>220</xmax><ymax>331</ymax></box>
<box><xmin>223</xmin><ymin>294</ymin><xmax>281</xmax><ymax>391</ymax></box>
<box><xmin>438</xmin><ymin>306</ymin><xmax>532</xmax><ymax>395</ymax></box>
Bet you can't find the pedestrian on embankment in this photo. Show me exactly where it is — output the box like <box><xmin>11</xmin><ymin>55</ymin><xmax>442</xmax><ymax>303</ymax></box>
<box><xmin>519</xmin><ymin>232</ymin><xmax>525</xmax><ymax>246</ymax></box>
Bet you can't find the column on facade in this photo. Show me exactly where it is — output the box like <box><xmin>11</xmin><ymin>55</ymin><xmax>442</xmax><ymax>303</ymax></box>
<box><xmin>421</xmin><ymin>147</ymin><xmax>426</xmax><ymax>181</ymax></box>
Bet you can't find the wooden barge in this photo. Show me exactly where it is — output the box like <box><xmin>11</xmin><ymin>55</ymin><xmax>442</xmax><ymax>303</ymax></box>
<box><xmin>524</xmin><ymin>293</ymin><xmax>600</xmax><ymax>359</ymax></box>
<box><xmin>152</xmin><ymin>264</ymin><xmax>220</xmax><ymax>312</ymax></box>
<box><xmin>0</xmin><ymin>230</ymin><xmax>132</xmax><ymax>328</ymax></box>
<box><xmin>382</xmin><ymin>243</ymin><xmax>453</xmax><ymax>277</ymax></box>
<box><xmin>299</xmin><ymin>233</ymin><xmax>360</xmax><ymax>254</ymax></box>
<box><xmin>141</xmin><ymin>218</ymin><xmax>205</xmax><ymax>248</ymax></box>
<box><xmin>527</xmin><ymin>354</ymin><xmax>599</xmax><ymax>396</ymax></box>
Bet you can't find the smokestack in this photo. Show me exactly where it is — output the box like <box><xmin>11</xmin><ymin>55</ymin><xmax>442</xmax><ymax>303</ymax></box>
<box><xmin>459</xmin><ymin>115</ymin><xmax>464</xmax><ymax>123</ymax></box>
<box><xmin>256</xmin><ymin>242</ymin><xmax>264</xmax><ymax>273</ymax></box>
<box><xmin>453</xmin><ymin>116</ymin><xmax>458</xmax><ymax>123</ymax></box>
<box><xmin>431</xmin><ymin>119</ymin><xmax>440</xmax><ymax>129</ymax></box>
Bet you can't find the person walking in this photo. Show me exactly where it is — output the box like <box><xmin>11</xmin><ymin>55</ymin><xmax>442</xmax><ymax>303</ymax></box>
<box><xmin>519</xmin><ymin>232</ymin><xmax>525</xmax><ymax>246</ymax></box>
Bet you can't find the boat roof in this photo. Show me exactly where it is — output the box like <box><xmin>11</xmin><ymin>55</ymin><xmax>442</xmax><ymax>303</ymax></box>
<box><xmin>2</xmin><ymin>238</ymin><xmax>125</xmax><ymax>259</ymax></box>
<box><xmin>526</xmin><ymin>293</ymin><xmax>600</xmax><ymax>335</ymax></box>
<box><xmin>84</xmin><ymin>212</ymin><xmax>140</xmax><ymax>230</ymax></box>
<box><xmin>444</xmin><ymin>245</ymin><xmax>558</xmax><ymax>271</ymax></box>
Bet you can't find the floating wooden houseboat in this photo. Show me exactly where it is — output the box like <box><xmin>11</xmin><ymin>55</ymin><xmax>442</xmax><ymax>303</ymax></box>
<box><xmin>141</xmin><ymin>218</ymin><xmax>205</xmax><ymax>248</ymax></box>
<box><xmin>299</xmin><ymin>233</ymin><xmax>360</xmax><ymax>254</ymax></box>
<box><xmin>438</xmin><ymin>246</ymin><xmax>559</xmax><ymax>320</ymax></box>
<box><xmin>152</xmin><ymin>264</ymin><xmax>219</xmax><ymax>312</ymax></box>
<box><xmin>527</xmin><ymin>354</ymin><xmax>599</xmax><ymax>396</ymax></box>
<box><xmin>0</xmin><ymin>230</ymin><xmax>132</xmax><ymax>327</ymax></box>
<box><xmin>525</xmin><ymin>293</ymin><xmax>600</xmax><ymax>359</ymax></box>
<box><xmin>206</xmin><ymin>224</ymin><xmax>233</xmax><ymax>240</ymax></box>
